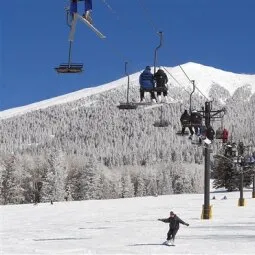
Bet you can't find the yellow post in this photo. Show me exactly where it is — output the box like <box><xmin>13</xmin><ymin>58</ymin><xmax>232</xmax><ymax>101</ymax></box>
<box><xmin>238</xmin><ymin>198</ymin><xmax>246</xmax><ymax>206</ymax></box>
<box><xmin>201</xmin><ymin>205</ymin><xmax>213</xmax><ymax>219</ymax></box>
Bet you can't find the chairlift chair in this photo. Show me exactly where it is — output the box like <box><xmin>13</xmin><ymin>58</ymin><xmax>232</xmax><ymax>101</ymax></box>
<box><xmin>117</xmin><ymin>62</ymin><xmax>138</xmax><ymax>110</ymax></box>
<box><xmin>141</xmin><ymin>86</ymin><xmax>168</xmax><ymax>94</ymax></box>
<box><xmin>55</xmin><ymin>63</ymin><xmax>83</xmax><ymax>74</ymax></box>
<box><xmin>176</xmin><ymin>130</ymin><xmax>189</xmax><ymax>136</ymax></box>
<box><xmin>117</xmin><ymin>102</ymin><xmax>138</xmax><ymax>110</ymax></box>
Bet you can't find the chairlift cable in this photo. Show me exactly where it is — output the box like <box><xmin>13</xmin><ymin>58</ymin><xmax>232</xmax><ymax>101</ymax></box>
<box><xmin>179</xmin><ymin>65</ymin><xmax>209</xmax><ymax>101</ymax></box>
<box><xmin>162</xmin><ymin>66</ymin><xmax>190</xmax><ymax>96</ymax></box>
<box><xmin>100</xmin><ymin>0</ymin><xmax>120</xmax><ymax>19</ymax></box>
<box><xmin>137</xmin><ymin>0</ymin><xmax>159</xmax><ymax>33</ymax></box>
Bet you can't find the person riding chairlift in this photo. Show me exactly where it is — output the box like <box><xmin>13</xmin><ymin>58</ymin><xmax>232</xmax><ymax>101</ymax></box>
<box><xmin>83</xmin><ymin>0</ymin><xmax>92</xmax><ymax>24</ymax></box>
<box><xmin>139</xmin><ymin>66</ymin><xmax>157</xmax><ymax>103</ymax></box>
<box><xmin>180</xmin><ymin>110</ymin><xmax>193</xmax><ymax>136</ymax></box>
<box><xmin>69</xmin><ymin>0</ymin><xmax>93</xmax><ymax>24</ymax></box>
<box><xmin>154</xmin><ymin>68</ymin><xmax>168</xmax><ymax>103</ymax></box>
<box><xmin>190</xmin><ymin>110</ymin><xmax>202</xmax><ymax>136</ymax></box>
<box><xmin>222</xmin><ymin>128</ymin><xmax>229</xmax><ymax>143</ymax></box>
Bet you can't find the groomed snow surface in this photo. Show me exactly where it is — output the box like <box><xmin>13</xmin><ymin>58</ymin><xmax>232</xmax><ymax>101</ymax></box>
<box><xmin>1</xmin><ymin>187</ymin><xmax>255</xmax><ymax>255</ymax></box>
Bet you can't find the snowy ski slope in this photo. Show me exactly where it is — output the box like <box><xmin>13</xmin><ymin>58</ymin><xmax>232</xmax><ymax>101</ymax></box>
<box><xmin>1</xmin><ymin>187</ymin><xmax>255</xmax><ymax>254</ymax></box>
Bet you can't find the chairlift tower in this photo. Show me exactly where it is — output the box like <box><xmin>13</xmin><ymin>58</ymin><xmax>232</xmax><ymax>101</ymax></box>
<box><xmin>253</xmin><ymin>173</ymin><xmax>255</xmax><ymax>198</ymax></box>
<box><xmin>200</xmin><ymin>101</ymin><xmax>226</xmax><ymax>219</ymax></box>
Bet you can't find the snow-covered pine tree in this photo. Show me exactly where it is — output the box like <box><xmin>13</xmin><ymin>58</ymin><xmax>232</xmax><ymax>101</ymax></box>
<box><xmin>121</xmin><ymin>170</ymin><xmax>134</xmax><ymax>198</ymax></box>
<box><xmin>134</xmin><ymin>170</ymin><xmax>146</xmax><ymax>197</ymax></box>
<box><xmin>0</xmin><ymin>155</ymin><xmax>24</xmax><ymax>204</ymax></box>
<box><xmin>83</xmin><ymin>155</ymin><xmax>102</xmax><ymax>200</ymax></box>
<box><xmin>41</xmin><ymin>150</ymin><xmax>68</xmax><ymax>202</ymax></box>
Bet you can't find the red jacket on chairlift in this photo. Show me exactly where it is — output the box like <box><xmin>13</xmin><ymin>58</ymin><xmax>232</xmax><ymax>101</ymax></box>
<box><xmin>222</xmin><ymin>128</ymin><xmax>228</xmax><ymax>143</ymax></box>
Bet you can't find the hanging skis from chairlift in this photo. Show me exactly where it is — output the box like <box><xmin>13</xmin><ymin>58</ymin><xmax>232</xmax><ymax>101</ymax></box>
<box><xmin>55</xmin><ymin>0</ymin><xmax>105</xmax><ymax>74</ymax></box>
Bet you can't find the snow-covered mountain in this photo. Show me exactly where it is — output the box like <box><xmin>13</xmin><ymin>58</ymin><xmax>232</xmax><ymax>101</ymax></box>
<box><xmin>170</xmin><ymin>62</ymin><xmax>255</xmax><ymax>96</ymax></box>
<box><xmin>1</xmin><ymin>62</ymin><xmax>255</xmax><ymax>120</ymax></box>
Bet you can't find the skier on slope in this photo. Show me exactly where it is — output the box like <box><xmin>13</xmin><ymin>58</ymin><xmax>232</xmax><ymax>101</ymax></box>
<box><xmin>158</xmin><ymin>211</ymin><xmax>189</xmax><ymax>245</ymax></box>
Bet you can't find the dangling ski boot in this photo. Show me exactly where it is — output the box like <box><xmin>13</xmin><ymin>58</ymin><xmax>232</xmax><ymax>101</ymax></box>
<box><xmin>83</xmin><ymin>11</ymin><xmax>93</xmax><ymax>24</ymax></box>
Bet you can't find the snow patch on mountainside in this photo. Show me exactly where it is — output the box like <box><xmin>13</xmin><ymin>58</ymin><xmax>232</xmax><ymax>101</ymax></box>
<box><xmin>168</xmin><ymin>62</ymin><xmax>255</xmax><ymax>97</ymax></box>
<box><xmin>0</xmin><ymin>73</ymin><xmax>140</xmax><ymax>120</ymax></box>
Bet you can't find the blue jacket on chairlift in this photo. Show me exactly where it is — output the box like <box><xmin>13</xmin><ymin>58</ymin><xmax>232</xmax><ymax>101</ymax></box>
<box><xmin>139</xmin><ymin>66</ymin><xmax>154</xmax><ymax>90</ymax></box>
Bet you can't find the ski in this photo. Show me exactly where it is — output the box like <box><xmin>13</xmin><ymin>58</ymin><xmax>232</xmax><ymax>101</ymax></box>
<box><xmin>77</xmin><ymin>14</ymin><xmax>106</xmax><ymax>39</ymax></box>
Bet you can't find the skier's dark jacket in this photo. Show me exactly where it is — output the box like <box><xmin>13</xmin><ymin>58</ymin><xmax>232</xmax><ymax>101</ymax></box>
<box><xmin>190</xmin><ymin>111</ymin><xmax>202</xmax><ymax>125</ymax></box>
<box><xmin>180</xmin><ymin>110</ymin><xmax>190</xmax><ymax>125</ymax></box>
<box><xmin>206</xmin><ymin>126</ymin><xmax>215</xmax><ymax>140</ymax></box>
<box><xmin>139</xmin><ymin>66</ymin><xmax>154</xmax><ymax>90</ymax></box>
<box><xmin>158</xmin><ymin>215</ymin><xmax>188</xmax><ymax>230</ymax></box>
<box><xmin>154</xmin><ymin>69</ymin><xmax>168</xmax><ymax>87</ymax></box>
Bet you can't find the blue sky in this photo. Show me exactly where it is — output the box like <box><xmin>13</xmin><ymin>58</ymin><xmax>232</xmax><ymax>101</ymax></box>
<box><xmin>1</xmin><ymin>0</ymin><xmax>255</xmax><ymax>111</ymax></box>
